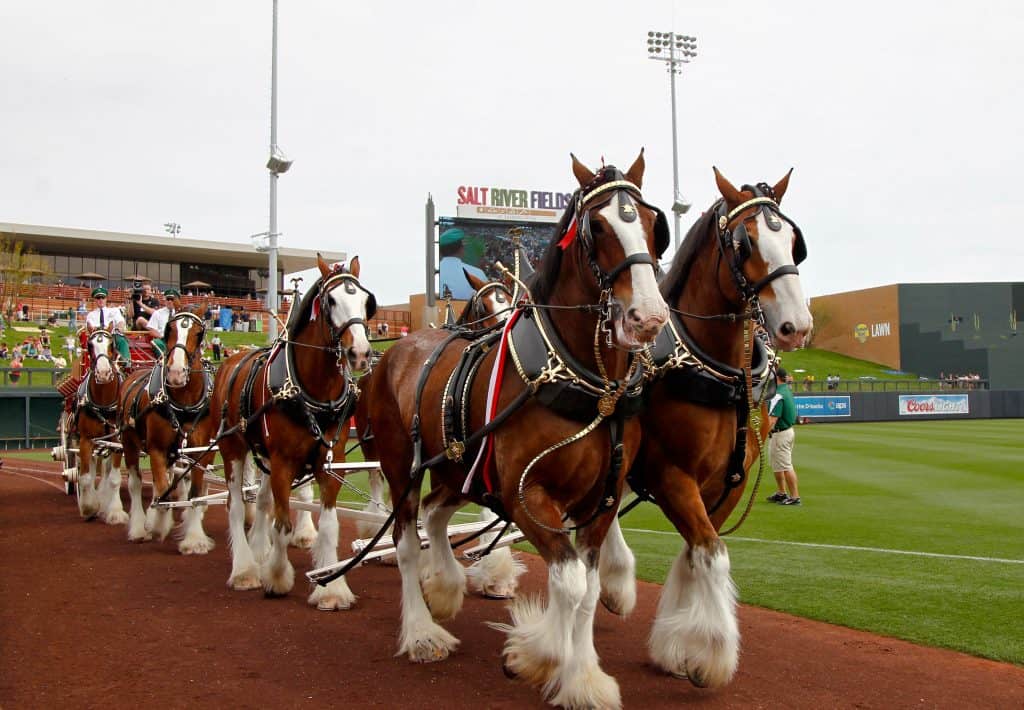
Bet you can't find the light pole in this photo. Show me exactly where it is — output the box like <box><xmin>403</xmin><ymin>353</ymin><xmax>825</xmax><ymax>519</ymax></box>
<box><xmin>163</xmin><ymin>222</ymin><xmax>181</xmax><ymax>238</ymax></box>
<box><xmin>265</xmin><ymin>0</ymin><xmax>293</xmax><ymax>340</ymax></box>
<box><xmin>646</xmin><ymin>30</ymin><xmax>697</xmax><ymax>252</ymax></box>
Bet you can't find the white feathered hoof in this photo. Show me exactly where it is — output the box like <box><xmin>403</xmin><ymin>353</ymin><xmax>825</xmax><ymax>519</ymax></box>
<box><xmin>308</xmin><ymin>580</ymin><xmax>357</xmax><ymax>611</ymax></box>
<box><xmin>290</xmin><ymin>528</ymin><xmax>317</xmax><ymax>550</ymax></box>
<box><xmin>228</xmin><ymin>570</ymin><xmax>262</xmax><ymax>591</ymax></box>
<box><xmin>466</xmin><ymin>549</ymin><xmax>525</xmax><ymax>600</ymax></box>
<box><xmin>103</xmin><ymin>510</ymin><xmax>129</xmax><ymax>526</ymax></box>
<box><xmin>549</xmin><ymin>662</ymin><xmax>622</xmax><ymax>710</ymax></box>
<box><xmin>399</xmin><ymin>624</ymin><xmax>460</xmax><ymax>663</ymax></box>
<box><xmin>178</xmin><ymin>535</ymin><xmax>215</xmax><ymax>556</ymax></box>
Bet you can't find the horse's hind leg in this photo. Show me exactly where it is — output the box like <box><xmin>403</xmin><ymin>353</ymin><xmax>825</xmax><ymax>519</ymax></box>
<box><xmin>466</xmin><ymin>507</ymin><xmax>525</xmax><ymax>600</ymax></box>
<box><xmin>648</xmin><ymin>465</ymin><xmax>739</xmax><ymax>689</ymax></box>
<box><xmin>307</xmin><ymin>466</ymin><xmax>356</xmax><ymax>611</ymax></box>
<box><xmin>394</xmin><ymin>480</ymin><xmax>459</xmax><ymax>662</ymax></box>
<box><xmin>419</xmin><ymin>486</ymin><xmax>466</xmax><ymax>621</ymax></box>
<box><xmin>598</xmin><ymin>513</ymin><xmax>637</xmax><ymax>616</ymax></box>
<box><xmin>291</xmin><ymin>478</ymin><xmax>317</xmax><ymax>549</ymax></box>
<box><xmin>357</xmin><ymin>467</ymin><xmax>389</xmax><ymax>540</ymax></box>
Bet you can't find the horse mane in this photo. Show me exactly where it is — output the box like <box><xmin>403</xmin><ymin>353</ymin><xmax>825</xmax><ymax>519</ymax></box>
<box><xmin>530</xmin><ymin>197</ymin><xmax>578</xmax><ymax>304</ymax></box>
<box><xmin>286</xmin><ymin>274</ymin><xmax>325</xmax><ymax>337</ymax></box>
<box><xmin>661</xmin><ymin>199</ymin><xmax>723</xmax><ymax>304</ymax></box>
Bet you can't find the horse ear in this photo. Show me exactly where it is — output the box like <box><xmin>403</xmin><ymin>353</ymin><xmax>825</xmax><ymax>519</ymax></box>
<box><xmin>713</xmin><ymin>166</ymin><xmax>745</xmax><ymax>208</ymax></box>
<box><xmin>773</xmin><ymin>168</ymin><xmax>793</xmax><ymax>205</ymax></box>
<box><xmin>571</xmin><ymin>153</ymin><xmax>595</xmax><ymax>187</ymax></box>
<box><xmin>348</xmin><ymin>255</ymin><xmax>361</xmax><ymax>278</ymax></box>
<box><xmin>624</xmin><ymin>148</ymin><xmax>645</xmax><ymax>188</ymax></box>
<box><xmin>316</xmin><ymin>253</ymin><xmax>330</xmax><ymax>278</ymax></box>
<box><xmin>463</xmin><ymin>268</ymin><xmax>486</xmax><ymax>292</ymax></box>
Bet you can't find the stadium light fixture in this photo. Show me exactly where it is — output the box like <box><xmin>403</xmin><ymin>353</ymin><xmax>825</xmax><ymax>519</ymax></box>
<box><xmin>646</xmin><ymin>30</ymin><xmax>698</xmax><ymax>252</ymax></box>
<box><xmin>163</xmin><ymin>222</ymin><xmax>181</xmax><ymax>237</ymax></box>
<box><xmin>264</xmin><ymin>0</ymin><xmax>292</xmax><ymax>339</ymax></box>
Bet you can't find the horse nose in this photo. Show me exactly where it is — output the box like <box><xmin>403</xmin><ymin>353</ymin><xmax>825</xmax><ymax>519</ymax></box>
<box><xmin>347</xmin><ymin>345</ymin><xmax>371</xmax><ymax>372</ymax></box>
<box><xmin>780</xmin><ymin>322</ymin><xmax>796</xmax><ymax>336</ymax></box>
<box><xmin>627</xmin><ymin>306</ymin><xmax>667</xmax><ymax>341</ymax></box>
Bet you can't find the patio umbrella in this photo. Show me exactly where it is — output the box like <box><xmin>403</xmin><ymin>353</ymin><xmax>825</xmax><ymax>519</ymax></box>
<box><xmin>123</xmin><ymin>274</ymin><xmax>152</xmax><ymax>283</ymax></box>
<box><xmin>75</xmin><ymin>272</ymin><xmax>105</xmax><ymax>281</ymax></box>
<box><xmin>183</xmin><ymin>280</ymin><xmax>212</xmax><ymax>289</ymax></box>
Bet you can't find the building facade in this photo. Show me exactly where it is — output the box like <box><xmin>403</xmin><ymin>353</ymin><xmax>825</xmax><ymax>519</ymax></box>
<box><xmin>810</xmin><ymin>282</ymin><xmax>1024</xmax><ymax>389</ymax></box>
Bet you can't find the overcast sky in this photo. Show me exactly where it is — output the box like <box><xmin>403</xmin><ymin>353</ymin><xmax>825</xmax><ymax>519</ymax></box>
<box><xmin>3</xmin><ymin>1</ymin><xmax>1021</xmax><ymax>305</ymax></box>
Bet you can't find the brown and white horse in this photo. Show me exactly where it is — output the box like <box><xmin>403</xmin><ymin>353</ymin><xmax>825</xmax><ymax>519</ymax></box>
<box><xmin>118</xmin><ymin>310</ymin><xmax>216</xmax><ymax>553</ymax></box>
<box><xmin>73</xmin><ymin>328</ymin><xmax>128</xmax><ymax>524</ymax></box>
<box><xmin>208</xmin><ymin>255</ymin><xmax>373</xmax><ymax>611</ymax></box>
<box><xmin>358</xmin><ymin>269</ymin><xmax>526</xmax><ymax>598</ymax></box>
<box><xmin>360</xmin><ymin>153</ymin><xmax>668</xmax><ymax>708</ymax></box>
<box><xmin>599</xmin><ymin>168</ymin><xmax>811</xmax><ymax>689</ymax></box>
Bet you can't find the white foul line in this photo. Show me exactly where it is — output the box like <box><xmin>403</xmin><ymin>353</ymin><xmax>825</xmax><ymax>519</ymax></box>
<box><xmin>620</xmin><ymin>527</ymin><xmax>1024</xmax><ymax>565</ymax></box>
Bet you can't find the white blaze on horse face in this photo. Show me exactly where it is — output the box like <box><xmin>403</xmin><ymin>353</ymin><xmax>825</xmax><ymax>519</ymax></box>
<box><xmin>91</xmin><ymin>333</ymin><xmax>114</xmax><ymax>383</ymax></box>
<box><xmin>751</xmin><ymin>212</ymin><xmax>813</xmax><ymax>350</ymax></box>
<box><xmin>167</xmin><ymin>318</ymin><xmax>190</xmax><ymax>386</ymax></box>
<box><xmin>483</xmin><ymin>288</ymin><xmax>511</xmax><ymax>323</ymax></box>
<box><xmin>327</xmin><ymin>279</ymin><xmax>372</xmax><ymax>371</ymax></box>
<box><xmin>596</xmin><ymin>197</ymin><xmax>668</xmax><ymax>345</ymax></box>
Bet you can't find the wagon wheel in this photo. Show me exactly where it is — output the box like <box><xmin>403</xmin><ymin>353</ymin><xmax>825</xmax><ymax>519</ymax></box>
<box><xmin>59</xmin><ymin>411</ymin><xmax>78</xmax><ymax>496</ymax></box>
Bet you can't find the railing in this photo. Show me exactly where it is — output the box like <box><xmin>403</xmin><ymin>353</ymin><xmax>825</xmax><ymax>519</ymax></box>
<box><xmin>794</xmin><ymin>378</ymin><xmax>990</xmax><ymax>393</ymax></box>
<box><xmin>0</xmin><ymin>366</ymin><xmax>72</xmax><ymax>388</ymax></box>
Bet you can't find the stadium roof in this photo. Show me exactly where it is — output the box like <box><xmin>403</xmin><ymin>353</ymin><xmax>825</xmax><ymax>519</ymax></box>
<box><xmin>0</xmin><ymin>222</ymin><xmax>344</xmax><ymax>272</ymax></box>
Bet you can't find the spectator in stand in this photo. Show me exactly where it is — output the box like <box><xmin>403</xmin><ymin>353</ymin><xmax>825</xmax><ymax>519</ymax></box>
<box><xmin>39</xmin><ymin>328</ymin><xmax>51</xmax><ymax>350</ymax></box>
<box><xmin>40</xmin><ymin>345</ymin><xmax>53</xmax><ymax>362</ymax></box>
<box><xmin>0</xmin><ymin>343</ymin><xmax>9</xmax><ymax>359</ymax></box>
<box><xmin>25</xmin><ymin>340</ymin><xmax>38</xmax><ymax>358</ymax></box>
<box><xmin>132</xmin><ymin>284</ymin><xmax>160</xmax><ymax>329</ymax></box>
<box><xmin>9</xmin><ymin>354</ymin><xmax>23</xmax><ymax>383</ymax></box>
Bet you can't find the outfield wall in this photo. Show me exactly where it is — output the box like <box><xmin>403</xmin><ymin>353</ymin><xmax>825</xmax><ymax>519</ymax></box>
<box><xmin>796</xmin><ymin>390</ymin><xmax>1024</xmax><ymax>423</ymax></box>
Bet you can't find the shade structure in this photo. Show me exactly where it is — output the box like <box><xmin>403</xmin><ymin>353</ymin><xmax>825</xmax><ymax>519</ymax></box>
<box><xmin>75</xmin><ymin>272</ymin><xmax>106</xmax><ymax>280</ymax></box>
<box><xmin>123</xmin><ymin>274</ymin><xmax>152</xmax><ymax>282</ymax></box>
<box><xmin>183</xmin><ymin>280</ymin><xmax>212</xmax><ymax>289</ymax></box>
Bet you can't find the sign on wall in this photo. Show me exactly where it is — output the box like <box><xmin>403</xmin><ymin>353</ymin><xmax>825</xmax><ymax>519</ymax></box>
<box><xmin>795</xmin><ymin>395</ymin><xmax>852</xmax><ymax>418</ymax></box>
<box><xmin>898</xmin><ymin>394</ymin><xmax>969</xmax><ymax>416</ymax></box>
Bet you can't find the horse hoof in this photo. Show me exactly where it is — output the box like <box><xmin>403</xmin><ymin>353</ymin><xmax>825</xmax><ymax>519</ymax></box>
<box><xmin>673</xmin><ymin>663</ymin><xmax>708</xmax><ymax>688</ymax></box>
<box><xmin>501</xmin><ymin>654</ymin><xmax>519</xmax><ymax>679</ymax></box>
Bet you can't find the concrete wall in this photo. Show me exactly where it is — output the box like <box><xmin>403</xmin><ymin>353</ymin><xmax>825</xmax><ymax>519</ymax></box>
<box><xmin>797</xmin><ymin>390</ymin><xmax>1024</xmax><ymax>423</ymax></box>
<box><xmin>809</xmin><ymin>284</ymin><xmax>901</xmax><ymax>369</ymax></box>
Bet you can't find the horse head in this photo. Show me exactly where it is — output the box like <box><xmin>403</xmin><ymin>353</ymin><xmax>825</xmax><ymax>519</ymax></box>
<box><xmin>712</xmin><ymin>167</ymin><xmax>812</xmax><ymax>350</ymax></box>
<box><xmin>87</xmin><ymin>328</ymin><xmax>117</xmax><ymax>384</ymax></box>
<box><xmin>459</xmin><ymin>270</ymin><xmax>513</xmax><ymax>329</ymax></box>
<box><xmin>163</xmin><ymin>311</ymin><xmax>206</xmax><ymax>388</ymax></box>
<box><xmin>561</xmin><ymin>150</ymin><xmax>669</xmax><ymax>348</ymax></box>
<box><xmin>315</xmin><ymin>254</ymin><xmax>375</xmax><ymax>372</ymax></box>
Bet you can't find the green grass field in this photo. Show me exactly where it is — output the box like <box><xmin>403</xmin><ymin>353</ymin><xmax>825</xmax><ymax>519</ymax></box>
<box><xmin>619</xmin><ymin>419</ymin><xmax>1024</xmax><ymax>664</ymax></box>
<box><xmin>8</xmin><ymin>419</ymin><xmax>1021</xmax><ymax>664</ymax></box>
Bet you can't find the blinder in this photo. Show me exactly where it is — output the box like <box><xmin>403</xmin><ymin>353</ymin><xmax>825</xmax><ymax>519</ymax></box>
<box><xmin>317</xmin><ymin>271</ymin><xmax>377</xmax><ymax>338</ymax></box>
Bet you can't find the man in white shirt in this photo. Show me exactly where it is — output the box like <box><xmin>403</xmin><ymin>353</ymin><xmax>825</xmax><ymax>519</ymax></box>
<box><xmin>437</xmin><ymin>228</ymin><xmax>488</xmax><ymax>300</ymax></box>
<box><xmin>85</xmin><ymin>287</ymin><xmax>130</xmax><ymax>363</ymax></box>
<box><xmin>145</xmin><ymin>288</ymin><xmax>181</xmax><ymax>356</ymax></box>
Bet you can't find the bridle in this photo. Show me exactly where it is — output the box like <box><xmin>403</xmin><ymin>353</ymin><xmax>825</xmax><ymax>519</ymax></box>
<box><xmin>87</xmin><ymin>328</ymin><xmax>118</xmax><ymax>384</ymax></box>
<box><xmin>312</xmin><ymin>271</ymin><xmax>378</xmax><ymax>345</ymax></box>
<box><xmin>716</xmin><ymin>183</ymin><xmax>806</xmax><ymax>305</ymax></box>
<box><xmin>462</xmin><ymin>281</ymin><xmax>513</xmax><ymax>327</ymax></box>
<box><xmin>557</xmin><ymin>168</ymin><xmax>669</xmax><ymax>349</ymax></box>
<box><xmin>164</xmin><ymin>311</ymin><xmax>206</xmax><ymax>388</ymax></box>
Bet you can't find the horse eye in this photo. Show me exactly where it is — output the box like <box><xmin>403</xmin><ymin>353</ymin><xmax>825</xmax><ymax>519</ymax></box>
<box><xmin>328</xmin><ymin>295</ymin><xmax>336</xmax><ymax>308</ymax></box>
<box><xmin>495</xmin><ymin>294</ymin><xmax>506</xmax><ymax>303</ymax></box>
<box><xmin>345</xmin><ymin>283</ymin><xmax>357</xmax><ymax>295</ymax></box>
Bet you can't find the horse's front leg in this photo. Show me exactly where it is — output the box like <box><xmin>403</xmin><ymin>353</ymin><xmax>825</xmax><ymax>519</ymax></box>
<box><xmin>598</xmin><ymin>510</ymin><xmax>637</xmax><ymax>616</ymax></box>
<box><xmin>124</xmin><ymin>442</ymin><xmax>149</xmax><ymax>542</ymax></box>
<box><xmin>145</xmin><ymin>449</ymin><xmax>175</xmax><ymax>541</ymax></box>
<box><xmin>648</xmin><ymin>463</ymin><xmax>739</xmax><ymax>689</ymax></box>
<box><xmin>394</xmin><ymin>477</ymin><xmax>459</xmax><ymax>662</ymax></box>
<box><xmin>178</xmin><ymin>451</ymin><xmax>215</xmax><ymax>555</ymax></box>
<box><xmin>261</xmin><ymin>455</ymin><xmax>297</xmax><ymax>597</ymax></box>
<box><xmin>76</xmin><ymin>434</ymin><xmax>100</xmax><ymax>519</ymax></box>
<box><xmin>419</xmin><ymin>485</ymin><xmax>467</xmax><ymax>621</ymax></box>
<box><xmin>224</xmin><ymin>450</ymin><xmax>261</xmax><ymax>590</ymax></box>
<box><xmin>498</xmin><ymin>493</ymin><xmax>622</xmax><ymax>710</ymax></box>
<box><xmin>307</xmin><ymin>459</ymin><xmax>356</xmax><ymax>611</ymax></box>
<box><xmin>356</xmin><ymin>467</ymin><xmax>390</xmax><ymax>540</ymax></box>
<box><xmin>99</xmin><ymin>449</ymin><xmax>128</xmax><ymax>525</ymax></box>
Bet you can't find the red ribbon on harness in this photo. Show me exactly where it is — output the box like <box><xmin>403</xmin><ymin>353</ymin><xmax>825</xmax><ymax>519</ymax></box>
<box><xmin>557</xmin><ymin>216</ymin><xmax>578</xmax><ymax>250</ymax></box>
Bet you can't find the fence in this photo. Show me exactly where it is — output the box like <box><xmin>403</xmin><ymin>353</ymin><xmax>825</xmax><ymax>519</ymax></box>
<box><xmin>0</xmin><ymin>389</ymin><xmax>63</xmax><ymax>449</ymax></box>
<box><xmin>794</xmin><ymin>377</ymin><xmax>989</xmax><ymax>393</ymax></box>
